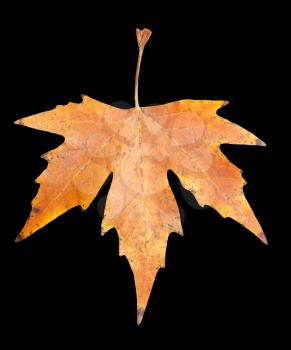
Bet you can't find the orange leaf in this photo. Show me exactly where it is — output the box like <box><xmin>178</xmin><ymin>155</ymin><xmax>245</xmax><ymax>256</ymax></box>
<box><xmin>15</xmin><ymin>28</ymin><xmax>266</xmax><ymax>324</ymax></box>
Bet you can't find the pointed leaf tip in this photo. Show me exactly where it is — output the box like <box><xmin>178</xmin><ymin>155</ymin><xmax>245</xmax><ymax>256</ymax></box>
<box><xmin>137</xmin><ymin>307</ymin><xmax>145</xmax><ymax>325</ymax></box>
<box><xmin>14</xmin><ymin>234</ymin><xmax>23</xmax><ymax>243</ymax></box>
<box><xmin>256</xmin><ymin>139</ymin><xmax>266</xmax><ymax>146</ymax></box>
<box><xmin>258</xmin><ymin>231</ymin><xmax>268</xmax><ymax>245</ymax></box>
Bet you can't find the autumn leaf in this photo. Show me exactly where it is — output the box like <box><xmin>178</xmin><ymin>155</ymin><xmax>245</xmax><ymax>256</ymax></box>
<box><xmin>14</xmin><ymin>28</ymin><xmax>266</xmax><ymax>324</ymax></box>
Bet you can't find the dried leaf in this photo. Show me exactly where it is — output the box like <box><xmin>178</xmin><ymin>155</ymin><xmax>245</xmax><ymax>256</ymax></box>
<box><xmin>15</xmin><ymin>28</ymin><xmax>266</xmax><ymax>324</ymax></box>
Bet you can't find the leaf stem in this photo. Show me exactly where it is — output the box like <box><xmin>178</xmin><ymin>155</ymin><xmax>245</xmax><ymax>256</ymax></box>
<box><xmin>134</xmin><ymin>28</ymin><xmax>152</xmax><ymax>111</ymax></box>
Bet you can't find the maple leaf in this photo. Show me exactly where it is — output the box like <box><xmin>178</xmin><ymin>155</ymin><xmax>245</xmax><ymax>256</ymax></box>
<box><xmin>15</xmin><ymin>28</ymin><xmax>266</xmax><ymax>324</ymax></box>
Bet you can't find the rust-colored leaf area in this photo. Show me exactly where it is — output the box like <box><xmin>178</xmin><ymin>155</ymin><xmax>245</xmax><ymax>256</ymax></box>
<box><xmin>15</xmin><ymin>28</ymin><xmax>266</xmax><ymax>324</ymax></box>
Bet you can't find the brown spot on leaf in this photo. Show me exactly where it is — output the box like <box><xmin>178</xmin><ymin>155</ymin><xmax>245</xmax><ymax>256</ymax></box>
<box><xmin>32</xmin><ymin>207</ymin><xmax>41</xmax><ymax>214</ymax></box>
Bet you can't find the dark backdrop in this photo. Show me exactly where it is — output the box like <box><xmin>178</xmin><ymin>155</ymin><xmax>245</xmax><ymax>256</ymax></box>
<box><xmin>0</xmin><ymin>3</ymin><xmax>287</xmax><ymax>347</ymax></box>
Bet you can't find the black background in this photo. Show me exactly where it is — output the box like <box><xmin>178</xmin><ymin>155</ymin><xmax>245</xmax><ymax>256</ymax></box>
<box><xmin>0</xmin><ymin>3</ymin><xmax>287</xmax><ymax>347</ymax></box>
